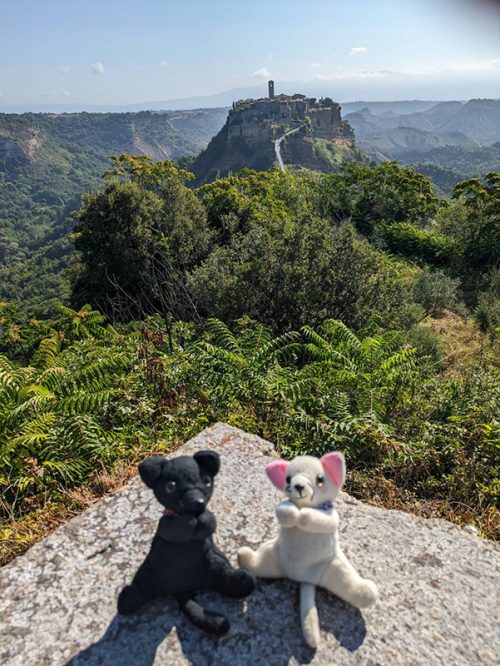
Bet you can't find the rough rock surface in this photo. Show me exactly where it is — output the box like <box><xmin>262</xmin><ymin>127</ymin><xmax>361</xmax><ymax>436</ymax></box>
<box><xmin>0</xmin><ymin>423</ymin><xmax>498</xmax><ymax>665</ymax></box>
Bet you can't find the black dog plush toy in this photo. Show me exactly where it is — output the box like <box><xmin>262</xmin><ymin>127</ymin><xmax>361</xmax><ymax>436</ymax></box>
<box><xmin>117</xmin><ymin>450</ymin><xmax>255</xmax><ymax>635</ymax></box>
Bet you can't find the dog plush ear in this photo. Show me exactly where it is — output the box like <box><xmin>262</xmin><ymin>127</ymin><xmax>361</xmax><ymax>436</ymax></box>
<box><xmin>266</xmin><ymin>460</ymin><xmax>288</xmax><ymax>490</ymax></box>
<box><xmin>139</xmin><ymin>456</ymin><xmax>166</xmax><ymax>488</ymax></box>
<box><xmin>194</xmin><ymin>450</ymin><xmax>220</xmax><ymax>477</ymax></box>
<box><xmin>320</xmin><ymin>452</ymin><xmax>346</xmax><ymax>488</ymax></box>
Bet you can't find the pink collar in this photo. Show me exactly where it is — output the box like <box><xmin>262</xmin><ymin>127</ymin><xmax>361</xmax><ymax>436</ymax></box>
<box><xmin>162</xmin><ymin>508</ymin><xmax>177</xmax><ymax>517</ymax></box>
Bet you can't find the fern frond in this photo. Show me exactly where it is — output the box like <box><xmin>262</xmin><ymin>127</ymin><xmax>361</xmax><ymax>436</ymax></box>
<box><xmin>31</xmin><ymin>336</ymin><xmax>59</xmax><ymax>371</ymax></box>
<box><xmin>57</xmin><ymin>389</ymin><xmax>115</xmax><ymax>415</ymax></box>
<box><xmin>37</xmin><ymin>366</ymin><xmax>66</xmax><ymax>392</ymax></box>
<box><xmin>321</xmin><ymin>319</ymin><xmax>362</xmax><ymax>356</ymax></box>
<box><xmin>251</xmin><ymin>331</ymin><xmax>300</xmax><ymax>368</ymax></box>
<box><xmin>206</xmin><ymin>318</ymin><xmax>242</xmax><ymax>355</ymax></box>
<box><xmin>380</xmin><ymin>347</ymin><xmax>417</xmax><ymax>375</ymax></box>
<box><xmin>60</xmin><ymin>354</ymin><xmax>129</xmax><ymax>394</ymax></box>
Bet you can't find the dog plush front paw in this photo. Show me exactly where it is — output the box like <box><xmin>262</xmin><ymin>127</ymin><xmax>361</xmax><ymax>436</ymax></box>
<box><xmin>117</xmin><ymin>584</ymin><xmax>144</xmax><ymax>615</ymax></box>
<box><xmin>229</xmin><ymin>568</ymin><xmax>256</xmax><ymax>597</ymax></box>
<box><xmin>196</xmin><ymin>510</ymin><xmax>216</xmax><ymax>538</ymax></box>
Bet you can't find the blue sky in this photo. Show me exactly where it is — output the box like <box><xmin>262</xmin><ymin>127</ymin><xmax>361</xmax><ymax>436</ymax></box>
<box><xmin>1</xmin><ymin>0</ymin><xmax>499</xmax><ymax>109</ymax></box>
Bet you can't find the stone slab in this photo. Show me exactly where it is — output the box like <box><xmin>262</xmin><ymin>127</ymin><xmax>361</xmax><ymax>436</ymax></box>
<box><xmin>0</xmin><ymin>423</ymin><xmax>498</xmax><ymax>665</ymax></box>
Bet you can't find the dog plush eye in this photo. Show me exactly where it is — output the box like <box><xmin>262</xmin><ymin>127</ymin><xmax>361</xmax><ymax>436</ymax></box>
<box><xmin>286</xmin><ymin>476</ymin><xmax>291</xmax><ymax>484</ymax></box>
<box><xmin>316</xmin><ymin>474</ymin><xmax>325</xmax><ymax>487</ymax></box>
<box><xmin>203</xmin><ymin>475</ymin><xmax>213</xmax><ymax>487</ymax></box>
<box><xmin>165</xmin><ymin>481</ymin><xmax>177</xmax><ymax>493</ymax></box>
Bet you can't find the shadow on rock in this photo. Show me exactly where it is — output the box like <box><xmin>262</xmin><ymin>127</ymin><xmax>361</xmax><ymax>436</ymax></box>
<box><xmin>67</xmin><ymin>583</ymin><xmax>366</xmax><ymax>666</ymax></box>
<box><xmin>316</xmin><ymin>587</ymin><xmax>367</xmax><ymax>652</ymax></box>
<box><xmin>66</xmin><ymin>599</ymin><xmax>177</xmax><ymax>666</ymax></box>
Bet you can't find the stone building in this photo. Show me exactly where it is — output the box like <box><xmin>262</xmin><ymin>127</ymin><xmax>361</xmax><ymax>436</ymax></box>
<box><xmin>226</xmin><ymin>86</ymin><xmax>353</xmax><ymax>143</ymax></box>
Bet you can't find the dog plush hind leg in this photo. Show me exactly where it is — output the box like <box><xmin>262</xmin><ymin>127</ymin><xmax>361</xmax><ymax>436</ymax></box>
<box><xmin>207</xmin><ymin>545</ymin><xmax>256</xmax><ymax>598</ymax></box>
<box><xmin>319</xmin><ymin>550</ymin><xmax>378</xmax><ymax>609</ymax></box>
<box><xmin>238</xmin><ymin>539</ymin><xmax>283</xmax><ymax>578</ymax></box>
<box><xmin>176</xmin><ymin>592</ymin><xmax>230</xmax><ymax>636</ymax></box>
<box><xmin>300</xmin><ymin>582</ymin><xmax>320</xmax><ymax>649</ymax></box>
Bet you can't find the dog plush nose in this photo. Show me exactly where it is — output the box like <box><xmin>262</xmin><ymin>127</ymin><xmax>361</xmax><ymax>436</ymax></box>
<box><xmin>182</xmin><ymin>489</ymin><xmax>207</xmax><ymax>515</ymax></box>
<box><xmin>294</xmin><ymin>483</ymin><xmax>305</xmax><ymax>493</ymax></box>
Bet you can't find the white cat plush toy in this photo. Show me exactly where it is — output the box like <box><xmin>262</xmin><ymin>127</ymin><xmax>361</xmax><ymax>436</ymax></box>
<box><xmin>238</xmin><ymin>452</ymin><xmax>378</xmax><ymax>648</ymax></box>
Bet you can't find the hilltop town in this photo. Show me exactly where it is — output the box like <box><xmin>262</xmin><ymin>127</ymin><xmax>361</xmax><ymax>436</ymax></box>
<box><xmin>190</xmin><ymin>81</ymin><xmax>360</xmax><ymax>184</ymax></box>
<box><xmin>227</xmin><ymin>81</ymin><xmax>354</xmax><ymax>142</ymax></box>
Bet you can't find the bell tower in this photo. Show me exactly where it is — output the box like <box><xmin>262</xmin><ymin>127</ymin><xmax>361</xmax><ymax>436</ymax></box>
<box><xmin>268</xmin><ymin>80</ymin><xmax>275</xmax><ymax>99</ymax></box>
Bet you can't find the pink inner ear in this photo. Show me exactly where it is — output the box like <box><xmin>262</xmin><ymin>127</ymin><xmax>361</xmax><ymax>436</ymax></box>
<box><xmin>321</xmin><ymin>452</ymin><xmax>346</xmax><ymax>487</ymax></box>
<box><xmin>266</xmin><ymin>460</ymin><xmax>288</xmax><ymax>490</ymax></box>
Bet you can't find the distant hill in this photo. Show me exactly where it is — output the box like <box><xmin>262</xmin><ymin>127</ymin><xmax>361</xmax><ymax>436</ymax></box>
<box><xmin>345</xmin><ymin>99</ymin><xmax>500</xmax><ymax>149</ymax></box>
<box><xmin>0</xmin><ymin>109</ymin><xmax>227</xmax><ymax>314</ymax></box>
<box><xmin>344</xmin><ymin>99</ymin><xmax>500</xmax><ymax>192</ymax></box>
<box><xmin>436</xmin><ymin>99</ymin><xmax>500</xmax><ymax>143</ymax></box>
<box><xmin>402</xmin><ymin>143</ymin><xmax>500</xmax><ymax>194</ymax></box>
<box><xmin>359</xmin><ymin>126</ymin><xmax>475</xmax><ymax>160</ymax></box>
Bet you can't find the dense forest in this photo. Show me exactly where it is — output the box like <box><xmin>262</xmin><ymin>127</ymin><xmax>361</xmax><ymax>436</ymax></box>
<box><xmin>0</xmin><ymin>110</ymin><xmax>227</xmax><ymax>314</ymax></box>
<box><xmin>1</xmin><ymin>155</ymin><xmax>498</xmax><ymax>563</ymax></box>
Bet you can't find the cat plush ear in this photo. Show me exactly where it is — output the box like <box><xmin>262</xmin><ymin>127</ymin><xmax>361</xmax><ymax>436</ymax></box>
<box><xmin>139</xmin><ymin>456</ymin><xmax>166</xmax><ymax>488</ymax></box>
<box><xmin>266</xmin><ymin>460</ymin><xmax>288</xmax><ymax>490</ymax></box>
<box><xmin>320</xmin><ymin>452</ymin><xmax>345</xmax><ymax>488</ymax></box>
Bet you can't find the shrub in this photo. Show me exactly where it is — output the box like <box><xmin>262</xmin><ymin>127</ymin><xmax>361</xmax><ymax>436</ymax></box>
<box><xmin>379</xmin><ymin>222</ymin><xmax>455</xmax><ymax>266</ymax></box>
<box><xmin>413</xmin><ymin>268</ymin><xmax>462</xmax><ymax>317</ymax></box>
<box><xmin>474</xmin><ymin>291</ymin><xmax>500</xmax><ymax>342</ymax></box>
<box><xmin>317</xmin><ymin>162</ymin><xmax>442</xmax><ymax>234</ymax></box>
<box><xmin>189</xmin><ymin>222</ymin><xmax>413</xmax><ymax>332</ymax></box>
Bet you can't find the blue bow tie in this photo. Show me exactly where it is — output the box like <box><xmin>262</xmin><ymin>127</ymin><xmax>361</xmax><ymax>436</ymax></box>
<box><xmin>316</xmin><ymin>500</ymin><xmax>335</xmax><ymax>511</ymax></box>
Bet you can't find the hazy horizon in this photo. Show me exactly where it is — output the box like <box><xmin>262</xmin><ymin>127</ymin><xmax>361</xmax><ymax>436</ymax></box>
<box><xmin>0</xmin><ymin>82</ymin><xmax>498</xmax><ymax>116</ymax></box>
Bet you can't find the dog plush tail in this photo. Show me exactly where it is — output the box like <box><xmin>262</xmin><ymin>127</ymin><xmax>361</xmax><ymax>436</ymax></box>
<box><xmin>177</xmin><ymin>594</ymin><xmax>230</xmax><ymax>636</ymax></box>
<box><xmin>300</xmin><ymin>583</ymin><xmax>320</xmax><ymax>648</ymax></box>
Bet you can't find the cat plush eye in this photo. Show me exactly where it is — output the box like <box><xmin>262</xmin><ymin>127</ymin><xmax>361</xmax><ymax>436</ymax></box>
<box><xmin>316</xmin><ymin>474</ymin><xmax>325</xmax><ymax>487</ymax></box>
<box><xmin>165</xmin><ymin>481</ymin><xmax>177</xmax><ymax>493</ymax></box>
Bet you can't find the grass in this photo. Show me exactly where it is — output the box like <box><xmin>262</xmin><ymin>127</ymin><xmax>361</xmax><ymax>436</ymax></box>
<box><xmin>418</xmin><ymin>310</ymin><xmax>499</xmax><ymax>372</ymax></box>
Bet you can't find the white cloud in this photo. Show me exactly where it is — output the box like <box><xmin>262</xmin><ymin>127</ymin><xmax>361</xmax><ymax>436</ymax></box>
<box><xmin>63</xmin><ymin>91</ymin><xmax>71</xmax><ymax>97</ymax></box>
<box><xmin>160</xmin><ymin>60</ymin><xmax>169</xmax><ymax>67</ymax></box>
<box><xmin>315</xmin><ymin>57</ymin><xmax>500</xmax><ymax>83</ymax></box>
<box><xmin>311</xmin><ymin>62</ymin><xmax>321</xmax><ymax>69</ymax></box>
<box><xmin>443</xmin><ymin>57</ymin><xmax>500</xmax><ymax>73</ymax></box>
<box><xmin>57</xmin><ymin>65</ymin><xmax>70</xmax><ymax>74</ymax></box>
<box><xmin>252</xmin><ymin>66</ymin><xmax>271</xmax><ymax>78</ymax></box>
<box><xmin>91</xmin><ymin>61</ymin><xmax>105</xmax><ymax>75</ymax></box>
<box><xmin>399</xmin><ymin>57</ymin><xmax>500</xmax><ymax>76</ymax></box>
<box><xmin>350</xmin><ymin>47</ymin><xmax>368</xmax><ymax>56</ymax></box>
<box><xmin>315</xmin><ymin>69</ymin><xmax>389</xmax><ymax>81</ymax></box>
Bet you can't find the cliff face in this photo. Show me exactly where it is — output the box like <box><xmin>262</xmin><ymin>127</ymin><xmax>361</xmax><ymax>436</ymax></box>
<box><xmin>0</xmin><ymin>109</ymin><xmax>228</xmax><ymax>180</ymax></box>
<box><xmin>191</xmin><ymin>94</ymin><xmax>359</xmax><ymax>185</ymax></box>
